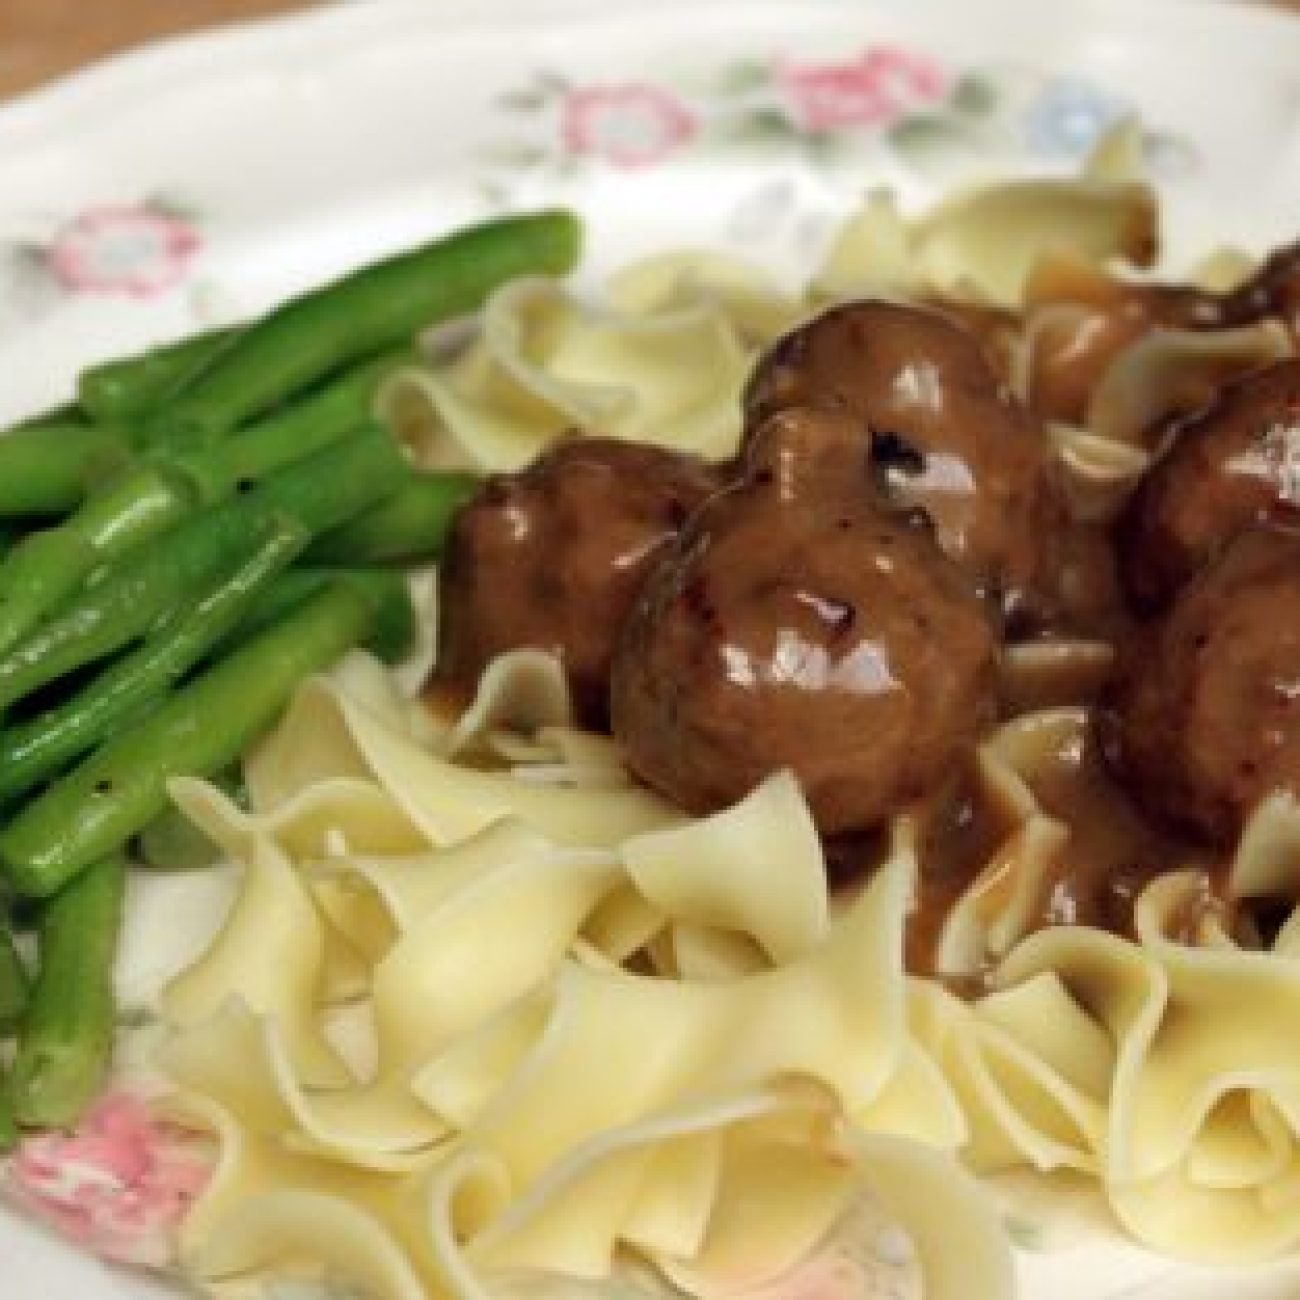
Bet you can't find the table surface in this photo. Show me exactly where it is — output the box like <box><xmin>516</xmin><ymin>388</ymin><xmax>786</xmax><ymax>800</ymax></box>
<box><xmin>0</xmin><ymin>0</ymin><xmax>1297</xmax><ymax>101</ymax></box>
<box><xmin>0</xmin><ymin>0</ymin><xmax>321</xmax><ymax>101</ymax></box>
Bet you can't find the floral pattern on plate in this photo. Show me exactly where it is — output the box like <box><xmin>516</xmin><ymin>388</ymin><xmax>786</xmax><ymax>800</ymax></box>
<box><xmin>479</xmin><ymin>45</ymin><xmax>1198</xmax><ymax>185</ymax></box>
<box><xmin>0</xmin><ymin>198</ymin><xmax>203</xmax><ymax>321</ymax></box>
<box><xmin>3</xmin><ymin>1089</ymin><xmax>211</xmax><ymax>1269</ymax></box>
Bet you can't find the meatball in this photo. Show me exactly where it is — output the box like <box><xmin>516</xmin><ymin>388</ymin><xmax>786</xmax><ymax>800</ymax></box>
<box><xmin>924</xmin><ymin>297</ymin><xmax>1023</xmax><ymax>390</ymax></box>
<box><xmin>610</xmin><ymin>409</ymin><xmax>998</xmax><ymax>836</ymax></box>
<box><xmin>1120</xmin><ymin>359</ymin><xmax>1300</xmax><ymax>609</ymax></box>
<box><xmin>742</xmin><ymin>300</ymin><xmax>1064</xmax><ymax>624</ymax></box>
<box><xmin>1109</xmin><ymin>529</ymin><xmax>1300</xmax><ymax>844</ymax></box>
<box><xmin>435</xmin><ymin>436</ymin><xmax>719</xmax><ymax>728</ymax></box>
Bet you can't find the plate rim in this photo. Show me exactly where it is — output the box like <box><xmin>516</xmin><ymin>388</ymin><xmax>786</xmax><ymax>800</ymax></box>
<box><xmin>1</xmin><ymin>0</ymin><xmax>1297</xmax><ymax>146</ymax></box>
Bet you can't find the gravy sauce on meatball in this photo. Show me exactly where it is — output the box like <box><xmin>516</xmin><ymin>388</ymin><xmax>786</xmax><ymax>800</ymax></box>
<box><xmin>1110</xmin><ymin>529</ymin><xmax>1300</xmax><ymax>845</ymax></box>
<box><xmin>428</xmin><ymin>233</ymin><xmax>1300</xmax><ymax>974</ymax></box>
<box><xmin>743</xmin><ymin>301</ymin><xmax>1065</xmax><ymax>624</ymax></box>
<box><xmin>610</xmin><ymin>407</ymin><xmax>999</xmax><ymax>839</ymax></box>
<box><xmin>432</xmin><ymin>437</ymin><xmax>718</xmax><ymax>729</ymax></box>
<box><xmin>1121</xmin><ymin>358</ymin><xmax>1300</xmax><ymax>610</ymax></box>
<box><xmin>906</xmin><ymin>727</ymin><xmax>1214</xmax><ymax>974</ymax></box>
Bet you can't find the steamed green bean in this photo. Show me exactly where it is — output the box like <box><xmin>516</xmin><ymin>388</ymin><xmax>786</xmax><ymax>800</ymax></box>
<box><xmin>77</xmin><ymin>325</ymin><xmax>239</xmax><ymax>425</ymax></box>
<box><xmin>148</xmin><ymin>210</ymin><xmax>582</xmax><ymax>444</ymax></box>
<box><xmin>0</xmin><ymin>421</ymin><xmax>133</xmax><ymax>519</ymax></box>
<box><xmin>0</xmin><ymin>347</ymin><xmax>414</xmax><ymax>663</ymax></box>
<box><xmin>222</xmin><ymin>565</ymin><xmax>416</xmax><ymax>665</ymax></box>
<box><xmin>0</xmin><ymin>426</ymin><xmax>406</xmax><ymax>713</ymax></box>
<box><xmin>0</xmin><ymin>209</ymin><xmax>585</xmax><ymax>1134</ymax></box>
<box><xmin>0</xmin><ymin>584</ymin><xmax>383</xmax><ymax>896</ymax></box>
<box><xmin>0</xmin><ymin>514</ymin><xmax>307</xmax><ymax>803</ymax></box>
<box><xmin>8</xmin><ymin>855</ymin><xmax>125</xmax><ymax>1125</ymax></box>
<box><xmin>307</xmin><ymin>471</ymin><xmax>479</xmax><ymax>564</ymax></box>
<box><xmin>164</xmin><ymin>347</ymin><xmax>412</xmax><ymax>505</ymax></box>
<box><xmin>0</xmin><ymin>463</ymin><xmax>198</xmax><ymax>660</ymax></box>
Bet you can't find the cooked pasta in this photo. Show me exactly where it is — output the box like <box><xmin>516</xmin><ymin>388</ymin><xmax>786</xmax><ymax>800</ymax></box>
<box><xmin>150</xmin><ymin>123</ymin><xmax>1300</xmax><ymax>1300</ymax></box>
<box><xmin>157</xmin><ymin>660</ymin><xmax>1012</xmax><ymax>1300</ymax></box>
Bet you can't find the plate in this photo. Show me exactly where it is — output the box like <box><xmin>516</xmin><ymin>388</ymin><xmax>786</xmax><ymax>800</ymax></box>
<box><xmin>1</xmin><ymin>0</ymin><xmax>1300</xmax><ymax>1296</ymax></box>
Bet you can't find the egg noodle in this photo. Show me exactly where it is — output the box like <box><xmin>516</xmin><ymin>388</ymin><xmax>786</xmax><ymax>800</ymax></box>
<box><xmin>154</xmin><ymin>128</ymin><xmax>1300</xmax><ymax>1298</ymax></box>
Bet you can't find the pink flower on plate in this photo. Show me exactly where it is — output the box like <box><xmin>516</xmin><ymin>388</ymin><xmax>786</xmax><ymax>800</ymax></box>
<box><xmin>778</xmin><ymin>47</ymin><xmax>949</xmax><ymax>133</ymax></box>
<box><xmin>561</xmin><ymin>84</ymin><xmax>698</xmax><ymax>168</ymax></box>
<box><xmin>46</xmin><ymin>204</ymin><xmax>201</xmax><ymax>297</ymax></box>
<box><xmin>5</xmin><ymin>1090</ymin><xmax>212</xmax><ymax>1267</ymax></box>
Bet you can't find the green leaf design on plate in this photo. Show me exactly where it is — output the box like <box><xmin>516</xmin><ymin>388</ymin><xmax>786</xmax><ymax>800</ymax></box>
<box><xmin>714</xmin><ymin>58</ymin><xmax>772</xmax><ymax>96</ymax></box>
<box><xmin>145</xmin><ymin>191</ymin><xmax>204</xmax><ymax>223</ymax></box>
<box><xmin>535</xmin><ymin>71</ymin><xmax>572</xmax><ymax>95</ymax></box>
<box><xmin>949</xmin><ymin>71</ymin><xmax>1000</xmax><ymax>118</ymax></box>
<box><xmin>805</xmin><ymin>131</ymin><xmax>857</xmax><ymax>168</ymax></box>
<box><xmin>742</xmin><ymin>107</ymin><xmax>802</xmax><ymax>142</ymax></box>
<box><xmin>497</xmin><ymin>87</ymin><xmax>549</xmax><ymax>113</ymax></box>
<box><xmin>887</xmin><ymin>113</ymin><xmax>978</xmax><ymax>161</ymax></box>
<box><xmin>476</xmin><ymin>178</ymin><xmax>514</xmax><ymax>210</ymax></box>
<box><xmin>480</xmin><ymin>141</ymin><xmax>549</xmax><ymax>168</ymax></box>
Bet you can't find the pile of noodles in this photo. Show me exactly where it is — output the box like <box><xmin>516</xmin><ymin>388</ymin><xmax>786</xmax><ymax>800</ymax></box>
<box><xmin>151</xmin><ymin>129</ymin><xmax>1300</xmax><ymax>1299</ymax></box>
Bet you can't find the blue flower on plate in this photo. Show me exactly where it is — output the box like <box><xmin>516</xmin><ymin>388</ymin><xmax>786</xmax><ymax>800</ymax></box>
<box><xmin>1022</xmin><ymin>76</ymin><xmax>1131</xmax><ymax>158</ymax></box>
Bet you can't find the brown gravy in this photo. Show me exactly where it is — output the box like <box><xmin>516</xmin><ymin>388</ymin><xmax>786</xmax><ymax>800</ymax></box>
<box><xmin>908</xmin><ymin>770</ymin><xmax>1013</xmax><ymax>977</ymax></box>
<box><xmin>904</xmin><ymin>711</ymin><xmax>1221</xmax><ymax>979</ymax></box>
<box><xmin>1015</xmin><ymin>717</ymin><xmax>1213</xmax><ymax>935</ymax></box>
<box><xmin>422</xmin><ymin>242</ymin><xmax>1300</xmax><ymax>980</ymax></box>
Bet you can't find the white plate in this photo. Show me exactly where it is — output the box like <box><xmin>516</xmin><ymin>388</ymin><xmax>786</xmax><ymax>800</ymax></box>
<box><xmin>1</xmin><ymin>0</ymin><xmax>1300</xmax><ymax>1296</ymax></box>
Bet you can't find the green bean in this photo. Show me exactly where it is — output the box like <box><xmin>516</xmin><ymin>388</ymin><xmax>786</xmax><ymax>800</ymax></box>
<box><xmin>0</xmin><ymin>425</ymin><xmax>407</xmax><ymax>713</ymax></box>
<box><xmin>0</xmin><ymin>421</ymin><xmax>133</xmax><ymax>518</ymax></box>
<box><xmin>0</xmin><ymin>919</ymin><xmax>30</xmax><ymax>1031</ymax></box>
<box><xmin>163</xmin><ymin>346</ymin><xmax>413</xmax><ymax>505</ymax></box>
<box><xmin>77</xmin><ymin>325</ymin><xmax>238</xmax><ymax>425</ymax></box>
<box><xmin>224</xmin><ymin>566</ymin><xmax>416</xmax><ymax>665</ymax></box>
<box><xmin>307</xmin><ymin>471</ymin><xmax>479</xmax><ymax>564</ymax></box>
<box><xmin>72</xmin><ymin>461</ymin><xmax>201</xmax><ymax>554</ymax></box>
<box><xmin>0</xmin><ymin>463</ymin><xmax>200</xmax><ymax>660</ymax></box>
<box><xmin>0</xmin><ymin>514</ymin><xmax>307</xmax><ymax>804</ymax></box>
<box><xmin>0</xmin><ymin>351</ymin><xmax>411</xmax><ymax>658</ymax></box>
<box><xmin>148</xmin><ymin>210</ymin><xmax>582</xmax><ymax>444</ymax></box>
<box><xmin>1</xmin><ymin>584</ymin><xmax>382</xmax><ymax>896</ymax></box>
<box><xmin>8</xmin><ymin>855</ymin><xmax>124</xmax><ymax>1126</ymax></box>
<box><xmin>0</xmin><ymin>529</ymin><xmax>100</xmax><ymax>656</ymax></box>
